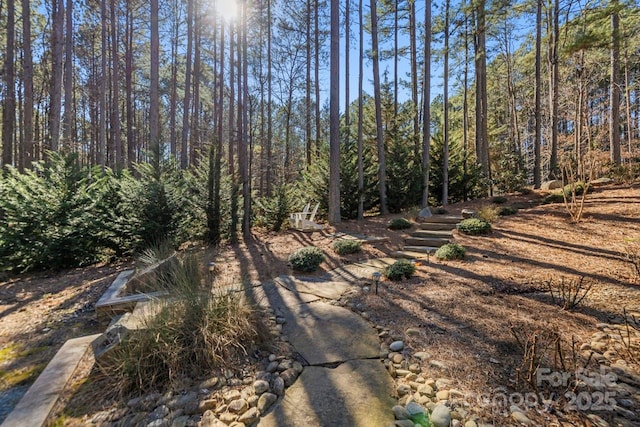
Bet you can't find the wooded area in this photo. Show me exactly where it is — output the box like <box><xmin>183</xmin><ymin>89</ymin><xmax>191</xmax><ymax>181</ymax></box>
<box><xmin>1</xmin><ymin>0</ymin><xmax>639</xmax><ymax>254</ymax></box>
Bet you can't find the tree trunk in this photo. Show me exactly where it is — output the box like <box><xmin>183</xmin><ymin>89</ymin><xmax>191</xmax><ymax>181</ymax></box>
<box><xmin>211</xmin><ymin>18</ymin><xmax>225</xmax><ymax>245</ymax></box>
<box><xmin>21</xmin><ymin>0</ymin><xmax>33</xmax><ymax>169</ymax></box>
<box><xmin>474</xmin><ymin>0</ymin><xmax>489</xmax><ymax>186</ymax></box>
<box><xmin>421</xmin><ymin>0</ymin><xmax>431</xmax><ymax>207</ymax></box>
<box><xmin>609</xmin><ymin>2</ymin><xmax>621</xmax><ymax>165</ymax></box>
<box><xmin>314</xmin><ymin>0</ymin><xmax>321</xmax><ymax>153</ymax></box>
<box><xmin>229</xmin><ymin>21</ymin><xmax>238</xmax><ymax>243</ymax></box>
<box><xmin>462</xmin><ymin>10</ymin><xmax>469</xmax><ymax>201</ymax></box>
<box><xmin>393</xmin><ymin>0</ymin><xmax>398</xmax><ymax>140</ymax></box>
<box><xmin>191</xmin><ymin>1</ymin><xmax>202</xmax><ymax>166</ymax></box>
<box><xmin>371</xmin><ymin>0</ymin><xmax>388</xmax><ymax>215</ymax></box>
<box><xmin>547</xmin><ymin>0</ymin><xmax>559</xmax><ymax>178</ymax></box>
<box><xmin>442</xmin><ymin>0</ymin><xmax>450</xmax><ymax>205</ymax></box>
<box><xmin>345</xmin><ymin>0</ymin><xmax>351</xmax><ymax>149</ymax></box>
<box><xmin>169</xmin><ymin>0</ymin><xmax>180</xmax><ymax>157</ymax></box>
<box><xmin>306</xmin><ymin>0</ymin><xmax>312</xmax><ymax>167</ymax></box>
<box><xmin>329</xmin><ymin>0</ymin><xmax>341</xmax><ymax>224</ymax></box>
<box><xmin>125</xmin><ymin>1</ymin><xmax>135</xmax><ymax>167</ymax></box>
<box><xmin>63</xmin><ymin>0</ymin><xmax>74</xmax><ymax>151</ymax></box>
<box><xmin>357</xmin><ymin>0</ymin><xmax>364</xmax><ymax>220</ymax></box>
<box><xmin>623</xmin><ymin>42</ymin><xmax>633</xmax><ymax>157</ymax></box>
<box><xmin>110</xmin><ymin>0</ymin><xmax>122</xmax><ymax>169</ymax></box>
<box><xmin>99</xmin><ymin>0</ymin><xmax>107</xmax><ymax>166</ymax></box>
<box><xmin>266</xmin><ymin>0</ymin><xmax>273</xmax><ymax>196</ymax></box>
<box><xmin>534</xmin><ymin>0</ymin><xmax>542</xmax><ymax>188</ymax></box>
<box><xmin>150</xmin><ymin>0</ymin><xmax>160</xmax><ymax>166</ymax></box>
<box><xmin>409</xmin><ymin>0</ymin><xmax>419</xmax><ymax>158</ymax></box>
<box><xmin>49</xmin><ymin>0</ymin><xmax>65</xmax><ymax>154</ymax></box>
<box><xmin>181</xmin><ymin>0</ymin><xmax>194</xmax><ymax>169</ymax></box>
<box><xmin>242</xmin><ymin>0</ymin><xmax>251</xmax><ymax>235</ymax></box>
<box><xmin>3</xmin><ymin>0</ymin><xmax>16</xmax><ymax>167</ymax></box>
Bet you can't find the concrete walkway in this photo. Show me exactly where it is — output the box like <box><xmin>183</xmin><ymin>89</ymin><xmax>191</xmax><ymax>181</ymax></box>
<box><xmin>254</xmin><ymin>259</ymin><xmax>397</xmax><ymax>427</ymax></box>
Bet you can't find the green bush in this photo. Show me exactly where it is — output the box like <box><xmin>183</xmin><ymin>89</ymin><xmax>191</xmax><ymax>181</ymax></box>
<box><xmin>254</xmin><ymin>184</ymin><xmax>295</xmax><ymax>232</ymax></box>
<box><xmin>543</xmin><ymin>193</ymin><xmax>565</xmax><ymax>204</ymax></box>
<box><xmin>0</xmin><ymin>153</ymin><xmax>125</xmax><ymax>272</ymax></box>
<box><xmin>456</xmin><ymin>218</ymin><xmax>492</xmax><ymax>235</ymax></box>
<box><xmin>333</xmin><ymin>239</ymin><xmax>362</xmax><ymax>255</ymax></box>
<box><xmin>288</xmin><ymin>246</ymin><xmax>325</xmax><ymax>272</ymax></box>
<box><xmin>491</xmin><ymin>196</ymin><xmax>508</xmax><ymax>204</ymax></box>
<box><xmin>388</xmin><ymin>218</ymin><xmax>412</xmax><ymax>230</ymax></box>
<box><xmin>384</xmin><ymin>259</ymin><xmax>416</xmax><ymax>281</ymax></box>
<box><xmin>563</xmin><ymin>181</ymin><xmax>588</xmax><ymax>197</ymax></box>
<box><xmin>435</xmin><ymin>243</ymin><xmax>466</xmax><ymax>260</ymax></box>
<box><xmin>497</xmin><ymin>206</ymin><xmax>518</xmax><ymax>216</ymax></box>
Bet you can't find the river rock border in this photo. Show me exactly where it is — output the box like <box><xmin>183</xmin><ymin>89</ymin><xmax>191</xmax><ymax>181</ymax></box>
<box><xmin>82</xmin><ymin>305</ymin><xmax>304</xmax><ymax>427</ymax></box>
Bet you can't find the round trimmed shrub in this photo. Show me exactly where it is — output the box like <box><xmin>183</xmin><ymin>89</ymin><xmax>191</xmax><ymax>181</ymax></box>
<box><xmin>563</xmin><ymin>181</ymin><xmax>588</xmax><ymax>197</ymax></box>
<box><xmin>543</xmin><ymin>193</ymin><xmax>565</xmax><ymax>204</ymax></box>
<box><xmin>333</xmin><ymin>239</ymin><xmax>362</xmax><ymax>255</ymax></box>
<box><xmin>456</xmin><ymin>218</ymin><xmax>492</xmax><ymax>235</ymax></box>
<box><xmin>288</xmin><ymin>246</ymin><xmax>325</xmax><ymax>272</ymax></box>
<box><xmin>435</xmin><ymin>243</ymin><xmax>466</xmax><ymax>260</ymax></box>
<box><xmin>388</xmin><ymin>218</ymin><xmax>412</xmax><ymax>230</ymax></box>
<box><xmin>497</xmin><ymin>206</ymin><xmax>518</xmax><ymax>216</ymax></box>
<box><xmin>384</xmin><ymin>259</ymin><xmax>416</xmax><ymax>281</ymax></box>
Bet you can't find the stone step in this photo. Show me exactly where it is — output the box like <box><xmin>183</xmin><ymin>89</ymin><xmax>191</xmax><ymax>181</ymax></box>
<box><xmin>418</xmin><ymin>222</ymin><xmax>458</xmax><ymax>231</ymax></box>
<box><xmin>405</xmin><ymin>237</ymin><xmax>450</xmax><ymax>247</ymax></box>
<box><xmin>410</xmin><ymin>230</ymin><xmax>453</xmax><ymax>238</ymax></box>
<box><xmin>418</xmin><ymin>215</ymin><xmax>461</xmax><ymax>224</ymax></box>
<box><xmin>402</xmin><ymin>245</ymin><xmax>440</xmax><ymax>254</ymax></box>
<box><xmin>391</xmin><ymin>250</ymin><xmax>434</xmax><ymax>259</ymax></box>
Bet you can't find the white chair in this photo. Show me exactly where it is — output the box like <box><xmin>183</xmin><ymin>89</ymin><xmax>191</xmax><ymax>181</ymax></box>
<box><xmin>289</xmin><ymin>203</ymin><xmax>310</xmax><ymax>229</ymax></box>
<box><xmin>289</xmin><ymin>203</ymin><xmax>323</xmax><ymax>231</ymax></box>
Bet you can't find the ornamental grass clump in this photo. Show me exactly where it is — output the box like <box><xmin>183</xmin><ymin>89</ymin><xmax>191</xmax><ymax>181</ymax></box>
<box><xmin>333</xmin><ymin>239</ymin><xmax>362</xmax><ymax>256</ymax></box>
<box><xmin>387</xmin><ymin>218</ymin><xmax>412</xmax><ymax>230</ymax></box>
<box><xmin>435</xmin><ymin>243</ymin><xmax>466</xmax><ymax>260</ymax></box>
<box><xmin>384</xmin><ymin>259</ymin><xmax>416</xmax><ymax>281</ymax></box>
<box><xmin>456</xmin><ymin>218</ymin><xmax>492</xmax><ymax>235</ymax></box>
<box><xmin>288</xmin><ymin>246</ymin><xmax>325</xmax><ymax>272</ymax></box>
<box><xmin>100</xmin><ymin>253</ymin><xmax>267</xmax><ymax>396</ymax></box>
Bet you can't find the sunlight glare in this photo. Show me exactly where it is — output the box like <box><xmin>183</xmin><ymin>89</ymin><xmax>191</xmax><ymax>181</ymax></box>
<box><xmin>216</xmin><ymin>0</ymin><xmax>238</xmax><ymax>21</ymax></box>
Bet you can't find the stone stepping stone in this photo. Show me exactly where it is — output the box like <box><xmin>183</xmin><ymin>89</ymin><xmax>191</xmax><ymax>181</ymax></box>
<box><xmin>258</xmin><ymin>359</ymin><xmax>395</xmax><ymax>427</ymax></box>
<box><xmin>280</xmin><ymin>302</ymin><xmax>379</xmax><ymax>365</ymax></box>
<box><xmin>250</xmin><ymin>280</ymin><xmax>321</xmax><ymax>311</ymax></box>
<box><xmin>327</xmin><ymin>258</ymin><xmax>396</xmax><ymax>282</ymax></box>
<box><xmin>274</xmin><ymin>275</ymin><xmax>351</xmax><ymax>301</ymax></box>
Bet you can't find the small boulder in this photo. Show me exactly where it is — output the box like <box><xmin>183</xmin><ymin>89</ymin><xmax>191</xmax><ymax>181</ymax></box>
<box><xmin>541</xmin><ymin>180</ymin><xmax>563</xmax><ymax>190</ymax></box>
<box><xmin>430</xmin><ymin>404</ymin><xmax>452</xmax><ymax>427</ymax></box>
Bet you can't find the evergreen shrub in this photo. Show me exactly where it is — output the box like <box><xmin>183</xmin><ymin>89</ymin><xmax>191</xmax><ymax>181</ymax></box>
<box><xmin>456</xmin><ymin>218</ymin><xmax>492</xmax><ymax>235</ymax></box>
<box><xmin>384</xmin><ymin>259</ymin><xmax>416</xmax><ymax>281</ymax></box>
<box><xmin>388</xmin><ymin>218</ymin><xmax>412</xmax><ymax>230</ymax></box>
<box><xmin>288</xmin><ymin>246</ymin><xmax>325</xmax><ymax>272</ymax></box>
<box><xmin>333</xmin><ymin>239</ymin><xmax>362</xmax><ymax>255</ymax></box>
<box><xmin>435</xmin><ymin>243</ymin><xmax>466</xmax><ymax>260</ymax></box>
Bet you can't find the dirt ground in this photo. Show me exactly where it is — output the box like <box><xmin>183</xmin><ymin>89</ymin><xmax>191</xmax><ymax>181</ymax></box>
<box><xmin>1</xmin><ymin>183</ymin><xmax>639</xmax><ymax>424</ymax></box>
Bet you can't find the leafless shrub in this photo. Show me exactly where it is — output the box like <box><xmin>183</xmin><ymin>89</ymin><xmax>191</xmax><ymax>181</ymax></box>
<box><xmin>544</xmin><ymin>276</ymin><xmax>593</xmax><ymax>310</ymax></box>
<box><xmin>614</xmin><ymin>308</ymin><xmax>640</xmax><ymax>365</ymax></box>
<box><xmin>560</xmin><ymin>153</ymin><xmax>596</xmax><ymax>223</ymax></box>
<box><xmin>509</xmin><ymin>325</ymin><xmax>579</xmax><ymax>391</ymax></box>
<box><xmin>623</xmin><ymin>239</ymin><xmax>640</xmax><ymax>282</ymax></box>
